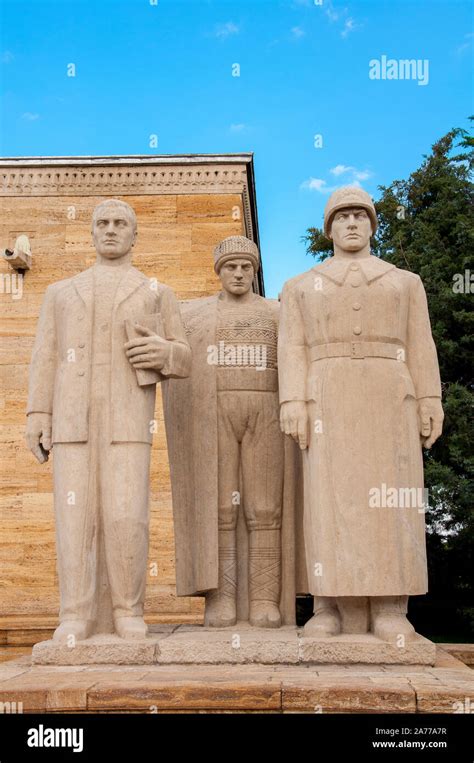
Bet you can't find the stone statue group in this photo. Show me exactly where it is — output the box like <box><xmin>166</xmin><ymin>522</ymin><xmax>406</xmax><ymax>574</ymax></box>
<box><xmin>26</xmin><ymin>187</ymin><xmax>443</xmax><ymax>647</ymax></box>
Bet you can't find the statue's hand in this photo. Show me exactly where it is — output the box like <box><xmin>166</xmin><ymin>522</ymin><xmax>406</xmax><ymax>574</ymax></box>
<box><xmin>124</xmin><ymin>325</ymin><xmax>170</xmax><ymax>371</ymax></box>
<box><xmin>280</xmin><ymin>400</ymin><xmax>308</xmax><ymax>450</ymax></box>
<box><xmin>418</xmin><ymin>397</ymin><xmax>444</xmax><ymax>449</ymax></box>
<box><xmin>26</xmin><ymin>412</ymin><xmax>52</xmax><ymax>464</ymax></box>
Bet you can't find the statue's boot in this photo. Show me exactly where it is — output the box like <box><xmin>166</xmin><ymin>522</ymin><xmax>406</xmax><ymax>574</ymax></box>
<box><xmin>371</xmin><ymin>596</ymin><xmax>416</xmax><ymax>645</ymax></box>
<box><xmin>337</xmin><ymin>596</ymin><xmax>369</xmax><ymax>634</ymax></box>
<box><xmin>248</xmin><ymin>529</ymin><xmax>281</xmax><ymax>628</ymax></box>
<box><xmin>204</xmin><ymin>529</ymin><xmax>237</xmax><ymax>627</ymax></box>
<box><xmin>303</xmin><ymin>596</ymin><xmax>341</xmax><ymax>636</ymax></box>
<box><xmin>114</xmin><ymin>616</ymin><xmax>148</xmax><ymax>640</ymax></box>
<box><xmin>53</xmin><ymin>619</ymin><xmax>92</xmax><ymax>644</ymax></box>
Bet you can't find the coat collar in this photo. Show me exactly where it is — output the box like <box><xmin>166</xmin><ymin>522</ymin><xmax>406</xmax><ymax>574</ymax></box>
<box><xmin>73</xmin><ymin>264</ymin><xmax>148</xmax><ymax>309</ymax></box>
<box><xmin>313</xmin><ymin>255</ymin><xmax>395</xmax><ymax>285</ymax></box>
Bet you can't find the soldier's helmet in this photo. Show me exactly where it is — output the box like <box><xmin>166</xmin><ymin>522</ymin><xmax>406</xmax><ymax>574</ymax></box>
<box><xmin>324</xmin><ymin>186</ymin><xmax>378</xmax><ymax>238</ymax></box>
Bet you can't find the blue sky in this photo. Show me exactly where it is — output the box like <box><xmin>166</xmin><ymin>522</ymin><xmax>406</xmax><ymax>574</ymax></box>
<box><xmin>0</xmin><ymin>0</ymin><xmax>472</xmax><ymax>296</ymax></box>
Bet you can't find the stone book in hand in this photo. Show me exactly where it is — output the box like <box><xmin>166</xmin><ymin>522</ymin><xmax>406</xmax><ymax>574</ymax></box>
<box><xmin>124</xmin><ymin>313</ymin><xmax>165</xmax><ymax>387</ymax></box>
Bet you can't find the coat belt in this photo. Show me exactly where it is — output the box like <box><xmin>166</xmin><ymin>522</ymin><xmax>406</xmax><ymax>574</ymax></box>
<box><xmin>309</xmin><ymin>341</ymin><xmax>405</xmax><ymax>361</ymax></box>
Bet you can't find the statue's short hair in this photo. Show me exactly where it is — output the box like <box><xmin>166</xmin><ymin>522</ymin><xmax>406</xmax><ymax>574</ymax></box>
<box><xmin>92</xmin><ymin>199</ymin><xmax>137</xmax><ymax>232</ymax></box>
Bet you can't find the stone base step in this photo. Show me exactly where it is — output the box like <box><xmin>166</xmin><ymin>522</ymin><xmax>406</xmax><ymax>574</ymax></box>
<box><xmin>31</xmin><ymin>623</ymin><xmax>437</xmax><ymax>667</ymax></box>
<box><xmin>0</xmin><ymin>646</ymin><xmax>472</xmax><ymax>713</ymax></box>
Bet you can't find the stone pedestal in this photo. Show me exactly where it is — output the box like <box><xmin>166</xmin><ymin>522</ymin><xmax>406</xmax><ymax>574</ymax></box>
<box><xmin>31</xmin><ymin>623</ymin><xmax>436</xmax><ymax>667</ymax></box>
<box><xmin>1</xmin><ymin>640</ymin><xmax>472</xmax><ymax>714</ymax></box>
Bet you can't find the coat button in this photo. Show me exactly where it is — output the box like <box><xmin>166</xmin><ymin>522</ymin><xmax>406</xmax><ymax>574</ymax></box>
<box><xmin>353</xmin><ymin>326</ymin><xmax>362</xmax><ymax>335</ymax></box>
<box><xmin>77</xmin><ymin>370</ymin><xmax>85</xmax><ymax>376</ymax></box>
<box><xmin>78</xmin><ymin>342</ymin><xmax>85</xmax><ymax>349</ymax></box>
<box><xmin>78</xmin><ymin>314</ymin><xmax>85</xmax><ymax>321</ymax></box>
<box><xmin>353</xmin><ymin>303</ymin><xmax>361</xmax><ymax>310</ymax></box>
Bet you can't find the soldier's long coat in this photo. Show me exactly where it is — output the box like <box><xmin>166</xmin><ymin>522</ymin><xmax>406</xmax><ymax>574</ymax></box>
<box><xmin>278</xmin><ymin>256</ymin><xmax>442</xmax><ymax>597</ymax></box>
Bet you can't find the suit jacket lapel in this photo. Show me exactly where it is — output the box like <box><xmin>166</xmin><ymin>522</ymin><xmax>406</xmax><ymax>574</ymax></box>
<box><xmin>73</xmin><ymin>267</ymin><xmax>94</xmax><ymax>312</ymax></box>
<box><xmin>113</xmin><ymin>266</ymin><xmax>148</xmax><ymax>311</ymax></box>
<box><xmin>73</xmin><ymin>264</ymin><xmax>148</xmax><ymax>317</ymax></box>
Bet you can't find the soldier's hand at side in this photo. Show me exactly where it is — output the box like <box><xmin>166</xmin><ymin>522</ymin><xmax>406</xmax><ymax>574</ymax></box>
<box><xmin>26</xmin><ymin>412</ymin><xmax>52</xmax><ymax>464</ymax></box>
<box><xmin>280</xmin><ymin>401</ymin><xmax>308</xmax><ymax>450</ymax></box>
<box><xmin>418</xmin><ymin>397</ymin><xmax>444</xmax><ymax>449</ymax></box>
<box><xmin>124</xmin><ymin>325</ymin><xmax>170</xmax><ymax>371</ymax></box>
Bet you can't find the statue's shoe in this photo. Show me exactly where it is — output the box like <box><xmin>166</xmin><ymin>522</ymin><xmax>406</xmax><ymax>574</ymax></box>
<box><xmin>303</xmin><ymin>609</ymin><xmax>341</xmax><ymax>637</ymax></box>
<box><xmin>372</xmin><ymin>614</ymin><xmax>416</xmax><ymax>645</ymax></box>
<box><xmin>114</xmin><ymin>616</ymin><xmax>148</xmax><ymax>640</ymax></box>
<box><xmin>204</xmin><ymin>595</ymin><xmax>236</xmax><ymax>627</ymax></box>
<box><xmin>249</xmin><ymin>600</ymin><xmax>281</xmax><ymax>628</ymax></box>
<box><xmin>53</xmin><ymin>620</ymin><xmax>91</xmax><ymax>644</ymax></box>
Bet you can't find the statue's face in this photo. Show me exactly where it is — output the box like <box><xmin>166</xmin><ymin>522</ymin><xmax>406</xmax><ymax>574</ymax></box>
<box><xmin>219</xmin><ymin>258</ymin><xmax>255</xmax><ymax>296</ymax></box>
<box><xmin>92</xmin><ymin>204</ymin><xmax>137</xmax><ymax>258</ymax></box>
<box><xmin>330</xmin><ymin>206</ymin><xmax>372</xmax><ymax>251</ymax></box>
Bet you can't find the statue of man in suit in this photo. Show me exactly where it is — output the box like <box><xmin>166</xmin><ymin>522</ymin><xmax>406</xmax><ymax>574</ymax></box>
<box><xmin>26</xmin><ymin>199</ymin><xmax>191</xmax><ymax>643</ymax></box>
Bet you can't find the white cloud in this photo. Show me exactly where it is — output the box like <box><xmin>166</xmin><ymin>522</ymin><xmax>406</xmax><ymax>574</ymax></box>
<box><xmin>291</xmin><ymin>26</ymin><xmax>305</xmax><ymax>39</ymax></box>
<box><xmin>300</xmin><ymin>178</ymin><xmax>335</xmax><ymax>193</ymax></box>
<box><xmin>456</xmin><ymin>32</ymin><xmax>473</xmax><ymax>55</ymax></box>
<box><xmin>214</xmin><ymin>22</ymin><xmax>240</xmax><ymax>39</ymax></box>
<box><xmin>330</xmin><ymin>164</ymin><xmax>353</xmax><ymax>176</ymax></box>
<box><xmin>22</xmin><ymin>112</ymin><xmax>39</xmax><ymax>121</ymax></box>
<box><xmin>230</xmin><ymin>123</ymin><xmax>246</xmax><ymax>132</ymax></box>
<box><xmin>324</xmin><ymin>4</ymin><xmax>361</xmax><ymax>37</ymax></box>
<box><xmin>302</xmin><ymin>166</ymin><xmax>372</xmax><ymax>192</ymax></box>
<box><xmin>325</xmin><ymin>2</ymin><xmax>341</xmax><ymax>22</ymax></box>
<box><xmin>329</xmin><ymin>165</ymin><xmax>372</xmax><ymax>182</ymax></box>
<box><xmin>301</xmin><ymin>178</ymin><xmax>366</xmax><ymax>194</ymax></box>
<box><xmin>341</xmin><ymin>17</ymin><xmax>359</xmax><ymax>38</ymax></box>
<box><xmin>354</xmin><ymin>170</ymin><xmax>371</xmax><ymax>181</ymax></box>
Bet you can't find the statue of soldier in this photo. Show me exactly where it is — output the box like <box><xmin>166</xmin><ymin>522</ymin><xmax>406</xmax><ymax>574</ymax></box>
<box><xmin>26</xmin><ymin>199</ymin><xmax>191</xmax><ymax>643</ymax></box>
<box><xmin>278</xmin><ymin>187</ymin><xmax>443</xmax><ymax>644</ymax></box>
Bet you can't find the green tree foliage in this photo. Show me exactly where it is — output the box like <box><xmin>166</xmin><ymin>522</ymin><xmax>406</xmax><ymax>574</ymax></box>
<box><xmin>303</xmin><ymin>123</ymin><xmax>473</xmax><ymax>638</ymax></box>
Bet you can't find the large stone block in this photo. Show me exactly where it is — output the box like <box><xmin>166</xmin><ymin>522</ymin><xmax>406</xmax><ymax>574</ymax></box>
<box><xmin>31</xmin><ymin>624</ymin><xmax>437</xmax><ymax>667</ymax></box>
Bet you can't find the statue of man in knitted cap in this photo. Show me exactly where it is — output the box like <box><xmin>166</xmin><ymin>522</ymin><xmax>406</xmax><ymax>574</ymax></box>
<box><xmin>163</xmin><ymin>236</ymin><xmax>306</xmax><ymax>628</ymax></box>
<box><xmin>278</xmin><ymin>186</ymin><xmax>443</xmax><ymax>644</ymax></box>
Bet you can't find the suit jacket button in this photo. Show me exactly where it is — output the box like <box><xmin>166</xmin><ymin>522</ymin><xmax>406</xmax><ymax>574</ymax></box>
<box><xmin>78</xmin><ymin>342</ymin><xmax>85</xmax><ymax>349</ymax></box>
<box><xmin>77</xmin><ymin>370</ymin><xmax>85</xmax><ymax>376</ymax></box>
<box><xmin>353</xmin><ymin>326</ymin><xmax>362</xmax><ymax>335</ymax></box>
